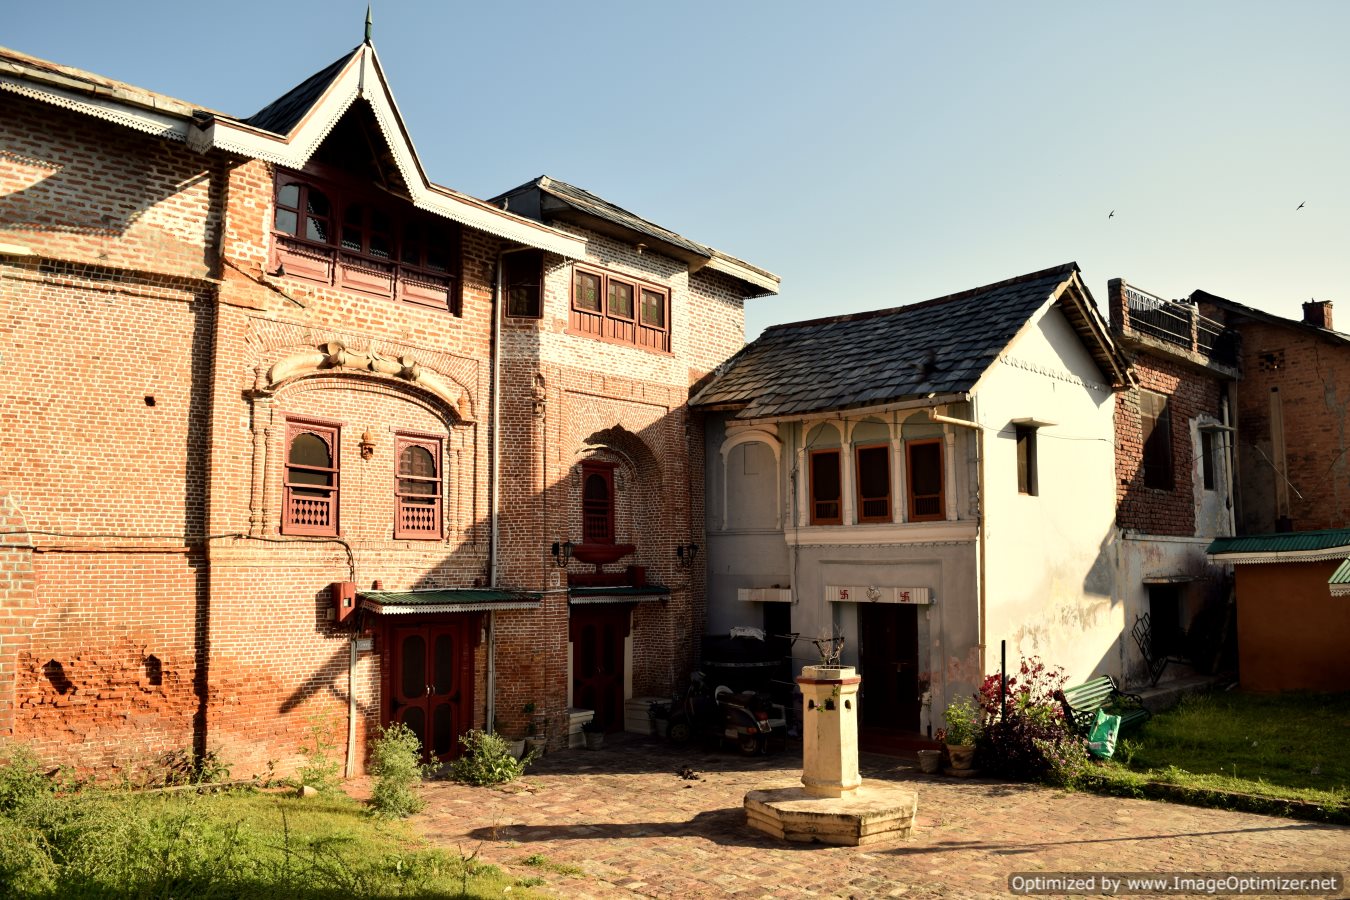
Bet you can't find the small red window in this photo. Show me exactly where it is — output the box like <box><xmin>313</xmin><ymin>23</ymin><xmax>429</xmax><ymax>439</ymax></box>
<box><xmin>907</xmin><ymin>439</ymin><xmax>944</xmax><ymax>522</ymax></box>
<box><xmin>810</xmin><ymin>450</ymin><xmax>842</xmax><ymax>525</ymax></box>
<box><xmin>396</xmin><ymin>436</ymin><xmax>442</xmax><ymax>540</ymax></box>
<box><xmin>581</xmin><ymin>463</ymin><xmax>615</xmax><ymax>544</ymax></box>
<box><xmin>283</xmin><ymin>421</ymin><xmax>339</xmax><ymax>536</ymax></box>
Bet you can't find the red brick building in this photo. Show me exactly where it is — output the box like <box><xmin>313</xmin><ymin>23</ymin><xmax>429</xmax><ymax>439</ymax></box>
<box><xmin>0</xmin><ymin>39</ymin><xmax>775</xmax><ymax>778</ymax></box>
<box><xmin>1194</xmin><ymin>291</ymin><xmax>1350</xmax><ymax>535</ymax></box>
<box><xmin>1107</xmin><ymin>279</ymin><xmax>1238</xmax><ymax>683</ymax></box>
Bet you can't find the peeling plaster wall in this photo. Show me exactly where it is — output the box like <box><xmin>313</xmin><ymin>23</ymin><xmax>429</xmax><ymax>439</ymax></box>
<box><xmin>1113</xmin><ymin>535</ymin><xmax>1229</xmax><ymax>685</ymax></box>
<box><xmin>979</xmin><ymin>305</ymin><xmax>1123</xmax><ymax>682</ymax></box>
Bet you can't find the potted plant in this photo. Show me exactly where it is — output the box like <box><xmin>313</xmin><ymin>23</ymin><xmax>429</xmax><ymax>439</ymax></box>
<box><xmin>581</xmin><ymin>718</ymin><xmax>604</xmax><ymax>750</ymax></box>
<box><xmin>937</xmin><ymin>695</ymin><xmax>982</xmax><ymax>771</ymax></box>
<box><xmin>495</xmin><ymin>717</ymin><xmax>526</xmax><ymax>760</ymax></box>
<box><xmin>522</xmin><ymin>703</ymin><xmax>547</xmax><ymax>757</ymax></box>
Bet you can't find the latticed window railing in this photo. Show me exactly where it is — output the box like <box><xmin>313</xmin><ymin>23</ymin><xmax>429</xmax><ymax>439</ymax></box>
<box><xmin>287</xmin><ymin>495</ymin><xmax>332</xmax><ymax>529</ymax></box>
<box><xmin>398</xmin><ymin>501</ymin><xmax>438</xmax><ymax>536</ymax></box>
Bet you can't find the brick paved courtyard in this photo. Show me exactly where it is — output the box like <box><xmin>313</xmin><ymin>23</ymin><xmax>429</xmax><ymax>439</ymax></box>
<box><xmin>402</xmin><ymin>735</ymin><xmax>1348</xmax><ymax>899</ymax></box>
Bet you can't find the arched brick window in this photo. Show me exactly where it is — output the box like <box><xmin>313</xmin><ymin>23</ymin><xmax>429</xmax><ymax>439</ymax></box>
<box><xmin>396</xmin><ymin>436</ymin><xmax>442</xmax><ymax>540</ymax></box>
<box><xmin>582</xmin><ymin>463</ymin><xmax>614</xmax><ymax>544</ymax></box>
<box><xmin>284</xmin><ymin>422</ymin><xmax>339</xmax><ymax>535</ymax></box>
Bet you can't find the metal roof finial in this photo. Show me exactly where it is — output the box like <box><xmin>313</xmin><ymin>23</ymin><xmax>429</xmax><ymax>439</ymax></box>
<box><xmin>364</xmin><ymin>4</ymin><xmax>373</xmax><ymax>44</ymax></box>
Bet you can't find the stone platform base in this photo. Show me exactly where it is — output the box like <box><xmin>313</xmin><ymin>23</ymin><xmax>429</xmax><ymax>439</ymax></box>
<box><xmin>744</xmin><ymin>784</ymin><xmax>918</xmax><ymax>846</ymax></box>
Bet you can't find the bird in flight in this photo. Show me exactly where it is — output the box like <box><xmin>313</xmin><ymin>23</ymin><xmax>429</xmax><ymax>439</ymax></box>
<box><xmin>1297</xmin><ymin>202</ymin><xmax>1305</xmax><ymax>210</ymax></box>
<box><xmin>1108</xmin><ymin>210</ymin><xmax>1115</xmax><ymax>218</ymax></box>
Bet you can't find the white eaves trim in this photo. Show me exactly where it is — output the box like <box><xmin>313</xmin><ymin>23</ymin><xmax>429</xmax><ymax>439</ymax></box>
<box><xmin>1207</xmin><ymin>547</ymin><xmax>1350</xmax><ymax>566</ymax></box>
<box><xmin>0</xmin><ymin>74</ymin><xmax>190</xmax><ymax>142</ymax></box>
<box><xmin>706</xmin><ymin>255</ymin><xmax>780</xmax><ymax>295</ymax></box>
<box><xmin>1331</xmin><ymin>584</ymin><xmax>1350</xmax><ymax>597</ymax></box>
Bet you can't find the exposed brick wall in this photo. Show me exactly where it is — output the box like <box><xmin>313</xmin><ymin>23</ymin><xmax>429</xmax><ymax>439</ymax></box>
<box><xmin>0</xmin><ymin>77</ymin><xmax>758</xmax><ymax>773</ymax></box>
<box><xmin>1198</xmin><ymin>310</ymin><xmax>1350</xmax><ymax>533</ymax></box>
<box><xmin>1108</xmin><ymin>280</ymin><xmax>1225</xmax><ymax>536</ymax></box>
<box><xmin>1114</xmin><ymin>357</ymin><xmax>1223</xmax><ymax>536</ymax></box>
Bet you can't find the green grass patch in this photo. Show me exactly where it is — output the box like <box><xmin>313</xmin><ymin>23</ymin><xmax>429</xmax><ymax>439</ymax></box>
<box><xmin>1082</xmin><ymin>691</ymin><xmax>1350</xmax><ymax>821</ymax></box>
<box><xmin>520</xmin><ymin>852</ymin><xmax>584</xmax><ymax>876</ymax></box>
<box><xmin>0</xmin><ymin>783</ymin><xmax>551</xmax><ymax>898</ymax></box>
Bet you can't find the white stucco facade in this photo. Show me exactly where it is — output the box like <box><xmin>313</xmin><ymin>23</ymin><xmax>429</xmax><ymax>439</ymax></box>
<box><xmin>700</xmin><ymin>279</ymin><xmax>1134</xmax><ymax>736</ymax></box>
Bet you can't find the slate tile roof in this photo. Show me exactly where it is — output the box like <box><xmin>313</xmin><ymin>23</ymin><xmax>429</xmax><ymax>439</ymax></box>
<box><xmin>242</xmin><ymin>47</ymin><xmax>359</xmax><ymax>134</ymax></box>
<box><xmin>691</xmin><ymin>263</ymin><xmax>1082</xmax><ymax>420</ymax></box>
<box><xmin>530</xmin><ymin>176</ymin><xmax>714</xmax><ymax>258</ymax></box>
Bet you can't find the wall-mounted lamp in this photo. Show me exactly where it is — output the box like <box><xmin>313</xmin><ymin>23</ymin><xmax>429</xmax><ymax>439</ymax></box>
<box><xmin>359</xmin><ymin>429</ymin><xmax>376</xmax><ymax>460</ymax></box>
<box><xmin>551</xmin><ymin>540</ymin><xmax>573</xmax><ymax>568</ymax></box>
<box><xmin>675</xmin><ymin>542</ymin><xmax>700</xmax><ymax>567</ymax></box>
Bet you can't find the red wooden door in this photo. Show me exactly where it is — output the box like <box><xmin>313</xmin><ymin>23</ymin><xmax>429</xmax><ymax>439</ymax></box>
<box><xmin>390</xmin><ymin>622</ymin><xmax>474</xmax><ymax>761</ymax></box>
<box><xmin>859</xmin><ymin>603</ymin><xmax>921</xmax><ymax>731</ymax></box>
<box><xmin>570</xmin><ymin>606</ymin><xmax>630</xmax><ymax>732</ymax></box>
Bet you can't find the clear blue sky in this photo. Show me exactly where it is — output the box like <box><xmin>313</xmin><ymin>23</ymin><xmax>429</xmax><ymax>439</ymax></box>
<box><xmin>7</xmin><ymin>1</ymin><xmax>1347</xmax><ymax>339</ymax></box>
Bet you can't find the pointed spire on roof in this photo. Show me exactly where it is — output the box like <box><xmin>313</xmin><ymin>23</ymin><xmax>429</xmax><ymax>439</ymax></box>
<box><xmin>364</xmin><ymin>4</ymin><xmax>373</xmax><ymax>44</ymax></box>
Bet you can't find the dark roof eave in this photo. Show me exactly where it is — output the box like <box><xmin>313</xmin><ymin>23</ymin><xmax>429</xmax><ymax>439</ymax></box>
<box><xmin>1192</xmin><ymin>289</ymin><xmax>1350</xmax><ymax>347</ymax></box>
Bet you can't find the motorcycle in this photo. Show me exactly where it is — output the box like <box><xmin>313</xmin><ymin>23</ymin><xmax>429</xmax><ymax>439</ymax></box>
<box><xmin>666</xmin><ymin>671</ymin><xmax>788</xmax><ymax>755</ymax></box>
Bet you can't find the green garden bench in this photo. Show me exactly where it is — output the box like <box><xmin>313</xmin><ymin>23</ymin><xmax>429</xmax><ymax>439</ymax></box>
<box><xmin>1054</xmin><ymin>675</ymin><xmax>1151</xmax><ymax>736</ymax></box>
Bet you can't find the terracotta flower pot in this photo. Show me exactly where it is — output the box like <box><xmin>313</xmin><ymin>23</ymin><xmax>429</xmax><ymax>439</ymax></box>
<box><xmin>916</xmin><ymin>749</ymin><xmax>943</xmax><ymax>774</ymax></box>
<box><xmin>946</xmin><ymin>743</ymin><xmax>976</xmax><ymax>770</ymax></box>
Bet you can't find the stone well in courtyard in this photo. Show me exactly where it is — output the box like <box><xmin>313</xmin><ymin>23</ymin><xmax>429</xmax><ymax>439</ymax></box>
<box><xmin>744</xmin><ymin>664</ymin><xmax>917</xmax><ymax>846</ymax></box>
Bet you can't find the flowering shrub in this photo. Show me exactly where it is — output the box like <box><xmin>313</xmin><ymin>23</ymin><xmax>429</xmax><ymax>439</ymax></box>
<box><xmin>935</xmin><ymin>696</ymin><xmax>983</xmax><ymax>746</ymax></box>
<box><xmin>976</xmin><ymin>656</ymin><xmax>1084</xmax><ymax>783</ymax></box>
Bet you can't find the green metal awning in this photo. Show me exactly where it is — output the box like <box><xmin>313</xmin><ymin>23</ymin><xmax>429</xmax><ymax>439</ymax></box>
<box><xmin>569</xmin><ymin>585</ymin><xmax>671</xmax><ymax>606</ymax></box>
<box><xmin>1206</xmin><ymin>529</ymin><xmax>1350</xmax><ymax>565</ymax></box>
<box><xmin>360</xmin><ymin>589</ymin><xmax>541</xmax><ymax>614</ymax></box>
<box><xmin>1330</xmin><ymin>559</ymin><xmax>1350</xmax><ymax>597</ymax></box>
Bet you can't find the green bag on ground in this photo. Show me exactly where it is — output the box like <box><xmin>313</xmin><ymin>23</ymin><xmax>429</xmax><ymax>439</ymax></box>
<box><xmin>1086</xmin><ymin>708</ymin><xmax>1121</xmax><ymax>759</ymax></box>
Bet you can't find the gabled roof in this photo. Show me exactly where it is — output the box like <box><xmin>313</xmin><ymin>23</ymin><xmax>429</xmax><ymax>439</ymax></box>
<box><xmin>1192</xmin><ymin>289</ymin><xmax>1350</xmax><ymax>348</ymax></box>
<box><xmin>0</xmin><ymin>42</ymin><xmax>585</xmax><ymax>259</ymax></box>
<box><xmin>1207</xmin><ymin>529</ymin><xmax>1350</xmax><ymax>564</ymax></box>
<box><xmin>690</xmin><ymin>263</ymin><xmax>1129</xmax><ymax>420</ymax></box>
<box><xmin>493</xmin><ymin>176</ymin><xmax>779</xmax><ymax>296</ymax></box>
<box><xmin>242</xmin><ymin>49</ymin><xmax>356</xmax><ymax>135</ymax></box>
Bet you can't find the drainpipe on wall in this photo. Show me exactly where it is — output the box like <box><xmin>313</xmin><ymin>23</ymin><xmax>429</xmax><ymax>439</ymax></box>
<box><xmin>345</xmin><ymin>639</ymin><xmax>358</xmax><ymax>777</ymax></box>
<box><xmin>924</xmin><ymin>401</ymin><xmax>987</xmax><ymax>689</ymax></box>
<box><xmin>1221</xmin><ymin>389</ymin><xmax>1237</xmax><ymax>537</ymax></box>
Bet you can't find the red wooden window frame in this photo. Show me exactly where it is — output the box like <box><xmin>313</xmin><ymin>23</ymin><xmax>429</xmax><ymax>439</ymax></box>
<box><xmin>395</xmin><ymin>435</ymin><xmax>443</xmax><ymax>540</ymax></box>
<box><xmin>283</xmin><ymin>420</ymin><xmax>340</xmax><ymax>536</ymax></box>
<box><xmin>569</xmin><ymin>264</ymin><xmax>670</xmax><ymax>353</ymax></box>
<box><xmin>270</xmin><ymin>171</ymin><xmax>462</xmax><ymax>314</ymax></box>
<box><xmin>809</xmin><ymin>449</ymin><xmax>842</xmax><ymax>525</ymax></box>
<box><xmin>855</xmin><ymin>443</ymin><xmax>892</xmax><ymax>523</ymax></box>
<box><xmin>906</xmin><ymin>439</ymin><xmax>944</xmax><ymax>522</ymax></box>
<box><xmin>581</xmin><ymin>462</ymin><xmax>616</xmax><ymax>544</ymax></box>
<box><xmin>1015</xmin><ymin>426</ymin><xmax>1038</xmax><ymax>496</ymax></box>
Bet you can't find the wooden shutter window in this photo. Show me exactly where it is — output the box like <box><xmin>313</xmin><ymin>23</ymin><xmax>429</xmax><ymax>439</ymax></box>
<box><xmin>582</xmin><ymin>464</ymin><xmax>615</xmax><ymax>543</ymax></box>
<box><xmin>283</xmin><ymin>423</ymin><xmax>339</xmax><ymax>536</ymax></box>
<box><xmin>1015</xmin><ymin>426</ymin><xmax>1038</xmax><ymax>496</ymax></box>
<box><xmin>505</xmin><ymin>250</ymin><xmax>543</xmax><ymax>318</ymax></box>
<box><xmin>395</xmin><ymin>436</ymin><xmax>442</xmax><ymax>540</ymax></box>
<box><xmin>906</xmin><ymin>439</ymin><xmax>944</xmax><ymax>522</ymax></box>
<box><xmin>810</xmin><ymin>450</ymin><xmax>842</xmax><ymax>525</ymax></box>
<box><xmin>1141</xmin><ymin>391</ymin><xmax>1174</xmax><ymax>490</ymax></box>
<box><xmin>855</xmin><ymin>444</ymin><xmax>891</xmax><ymax>522</ymax></box>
